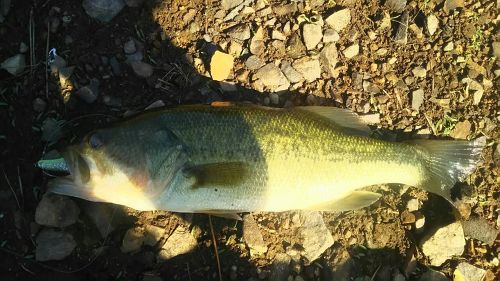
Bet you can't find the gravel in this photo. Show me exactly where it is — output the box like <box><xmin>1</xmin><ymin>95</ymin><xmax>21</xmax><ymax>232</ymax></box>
<box><xmin>412</xmin><ymin>66</ymin><xmax>427</xmax><ymax>78</ymax></box>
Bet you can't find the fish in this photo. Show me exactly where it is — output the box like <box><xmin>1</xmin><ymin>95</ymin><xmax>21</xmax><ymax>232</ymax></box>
<box><xmin>38</xmin><ymin>104</ymin><xmax>486</xmax><ymax>216</ymax></box>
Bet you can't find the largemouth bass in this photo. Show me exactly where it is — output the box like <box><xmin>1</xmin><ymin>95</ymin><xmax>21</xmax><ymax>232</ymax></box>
<box><xmin>40</xmin><ymin>105</ymin><xmax>485</xmax><ymax>214</ymax></box>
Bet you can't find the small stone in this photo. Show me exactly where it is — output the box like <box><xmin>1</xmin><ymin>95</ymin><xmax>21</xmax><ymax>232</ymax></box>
<box><xmin>36</xmin><ymin>229</ymin><xmax>76</xmax><ymax>261</ymax></box>
<box><xmin>144</xmin><ymin>225</ymin><xmax>165</xmax><ymax>246</ymax></box>
<box><xmin>325</xmin><ymin>9</ymin><xmax>351</xmax><ymax>32</ymax></box>
<box><xmin>359</xmin><ymin>113</ymin><xmax>380</xmax><ymax>124</ymax></box>
<box><xmin>272</xmin><ymin>30</ymin><xmax>287</xmax><ymax>41</ymax></box>
<box><xmin>343</xmin><ymin>43</ymin><xmax>359</xmax><ymax>59</ymax></box>
<box><xmin>319</xmin><ymin>43</ymin><xmax>338</xmax><ymax>77</ymax></box>
<box><xmin>269</xmin><ymin>253</ymin><xmax>291</xmax><ymax>281</ymax></box>
<box><xmin>81</xmin><ymin>201</ymin><xmax>117</xmax><ymax>238</ymax></box>
<box><xmin>1</xmin><ymin>54</ymin><xmax>25</xmax><ymax>75</ymax></box>
<box><xmin>420</xmin><ymin>221</ymin><xmax>465</xmax><ymax>266</ymax></box>
<box><xmin>415</xmin><ymin>213</ymin><xmax>425</xmax><ymax>229</ymax></box>
<box><xmin>227</xmin><ymin>24</ymin><xmax>251</xmax><ymax>41</ymax></box>
<box><xmin>33</xmin><ymin>98</ymin><xmax>47</xmax><ymax>113</ymax></box>
<box><xmin>293</xmin><ymin>211</ymin><xmax>334</xmax><ymax>262</ymax></box>
<box><xmin>427</xmin><ymin>15</ymin><xmax>439</xmax><ymax>36</ymax></box>
<box><xmin>82</xmin><ymin>0</ymin><xmax>125</xmax><ymax>22</ymax></box>
<box><xmin>270</xmin><ymin>93</ymin><xmax>279</xmax><ymax>105</ymax></box>
<box><xmin>19</xmin><ymin>42</ymin><xmax>28</xmax><ymax>53</ymax></box>
<box><xmin>243</xmin><ymin>214</ymin><xmax>268</xmax><ymax>256</ymax></box>
<box><xmin>35</xmin><ymin>194</ymin><xmax>80</xmax><ymax>228</ymax></box>
<box><xmin>209</xmin><ymin>51</ymin><xmax>234</xmax><ymax>81</ymax></box>
<box><xmin>323</xmin><ymin>29</ymin><xmax>340</xmax><ymax>43</ymax></box>
<box><xmin>250</xmin><ymin>27</ymin><xmax>265</xmax><ymax>55</ymax></box>
<box><xmin>76</xmin><ymin>79</ymin><xmax>100</xmax><ymax>103</ymax></box>
<box><xmin>273</xmin><ymin>3</ymin><xmax>298</xmax><ymax>16</ymax></box>
<box><xmin>280</xmin><ymin>61</ymin><xmax>303</xmax><ymax>83</ymax></box>
<box><xmin>292</xmin><ymin>57</ymin><xmax>321</xmax><ymax>83</ymax></box>
<box><xmin>253</xmin><ymin>63</ymin><xmax>290</xmax><ymax>92</ymax></box>
<box><xmin>302</xmin><ymin>23</ymin><xmax>322</xmax><ymax>50</ymax></box>
<box><xmin>444</xmin><ymin>42</ymin><xmax>454</xmax><ymax>52</ymax></box>
<box><xmin>123</xmin><ymin>39</ymin><xmax>137</xmax><ymax>54</ymax></box>
<box><xmin>130</xmin><ymin>61</ymin><xmax>153</xmax><ymax>78</ymax></box>
<box><xmin>287</xmin><ymin>34</ymin><xmax>306</xmax><ymax>59</ymax></box>
<box><xmin>443</xmin><ymin>0</ymin><xmax>464</xmax><ymax>13</ymax></box>
<box><xmin>407</xmin><ymin>199</ymin><xmax>420</xmax><ymax>212</ymax></box>
<box><xmin>145</xmin><ymin>100</ymin><xmax>165</xmax><ymax>110</ymax></box>
<box><xmin>228</xmin><ymin>40</ymin><xmax>243</xmax><ymax>57</ymax></box>
<box><xmin>401</xmin><ymin>210</ymin><xmax>416</xmax><ymax>224</ymax></box>
<box><xmin>412</xmin><ymin>66</ymin><xmax>427</xmax><ymax>78</ymax></box>
<box><xmin>462</xmin><ymin>217</ymin><xmax>499</xmax><ymax>245</ymax></box>
<box><xmin>411</xmin><ymin>88</ymin><xmax>424</xmax><ymax>111</ymax></box>
<box><xmin>121</xmin><ymin>227</ymin><xmax>145</xmax><ymax>253</ymax></box>
<box><xmin>454</xmin><ymin>263</ymin><xmax>486</xmax><ymax>281</ymax></box>
<box><xmin>449</xmin><ymin>120</ymin><xmax>471</xmax><ymax>139</ymax></box>
<box><xmin>125</xmin><ymin>0</ymin><xmax>144</xmax><ymax>7</ymax></box>
<box><xmin>418</xmin><ymin>269</ymin><xmax>451</xmax><ymax>281</ymax></box>
<box><xmin>183</xmin><ymin>9</ymin><xmax>196</xmax><ymax>24</ymax></box>
<box><xmin>492</xmin><ymin>42</ymin><xmax>500</xmax><ymax>58</ymax></box>
<box><xmin>394</xmin><ymin>11</ymin><xmax>409</xmax><ymax>45</ymax></box>
<box><xmin>158</xmin><ymin>226</ymin><xmax>197</xmax><ymax>260</ymax></box>
<box><xmin>245</xmin><ymin>55</ymin><xmax>265</xmax><ymax>70</ymax></box>
<box><xmin>221</xmin><ymin>0</ymin><xmax>243</xmax><ymax>10</ymax></box>
<box><xmin>385</xmin><ymin>0</ymin><xmax>406</xmax><ymax>13</ymax></box>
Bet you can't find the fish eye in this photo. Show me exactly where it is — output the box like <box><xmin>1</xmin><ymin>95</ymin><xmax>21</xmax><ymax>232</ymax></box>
<box><xmin>88</xmin><ymin>133</ymin><xmax>103</xmax><ymax>149</ymax></box>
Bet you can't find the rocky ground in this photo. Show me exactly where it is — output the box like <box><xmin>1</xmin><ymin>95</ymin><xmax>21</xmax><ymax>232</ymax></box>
<box><xmin>0</xmin><ymin>0</ymin><xmax>499</xmax><ymax>280</ymax></box>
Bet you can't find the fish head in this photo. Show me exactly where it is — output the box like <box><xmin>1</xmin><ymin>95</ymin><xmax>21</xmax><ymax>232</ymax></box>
<box><xmin>47</xmin><ymin>123</ymin><xmax>187</xmax><ymax>211</ymax></box>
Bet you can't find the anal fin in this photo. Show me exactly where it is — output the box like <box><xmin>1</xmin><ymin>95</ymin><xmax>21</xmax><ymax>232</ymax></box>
<box><xmin>306</xmin><ymin>191</ymin><xmax>382</xmax><ymax>212</ymax></box>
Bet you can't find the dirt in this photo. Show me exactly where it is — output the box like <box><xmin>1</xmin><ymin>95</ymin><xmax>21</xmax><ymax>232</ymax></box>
<box><xmin>0</xmin><ymin>0</ymin><xmax>499</xmax><ymax>281</ymax></box>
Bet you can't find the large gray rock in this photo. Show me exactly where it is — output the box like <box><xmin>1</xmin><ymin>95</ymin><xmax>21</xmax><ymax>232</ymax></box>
<box><xmin>462</xmin><ymin>217</ymin><xmax>499</xmax><ymax>245</ymax></box>
<box><xmin>292</xmin><ymin>57</ymin><xmax>321</xmax><ymax>82</ymax></box>
<box><xmin>35</xmin><ymin>194</ymin><xmax>80</xmax><ymax>228</ymax></box>
<box><xmin>420</xmin><ymin>221</ymin><xmax>465</xmax><ymax>266</ymax></box>
<box><xmin>82</xmin><ymin>0</ymin><xmax>125</xmax><ymax>22</ymax></box>
<box><xmin>243</xmin><ymin>214</ymin><xmax>267</xmax><ymax>256</ymax></box>
<box><xmin>36</xmin><ymin>229</ymin><xmax>76</xmax><ymax>261</ymax></box>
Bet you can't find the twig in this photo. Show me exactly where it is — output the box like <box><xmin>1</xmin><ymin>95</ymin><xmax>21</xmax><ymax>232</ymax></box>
<box><xmin>2</xmin><ymin>169</ymin><xmax>21</xmax><ymax>210</ymax></box>
<box><xmin>29</xmin><ymin>7</ymin><xmax>35</xmax><ymax>73</ymax></box>
<box><xmin>16</xmin><ymin>165</ymin><xmax>24</xmax><ymax>209</ymax></box>
<box><xmin>186</xmin><ymin>263</ymin><xmax>192</xmax><ymax>281</ymax></box>
<box><xmin>370</xmin><ymin>265</ymin><xmax>382</xmax><ymax>281</ymax></box>
<box><xmin>208</xmin><ymin>215</ymin><xmax>223</xmax><ymax>281</ymax></box>
<box><xmin>423</xmin><ymin>113</ymin><xmax>437</xmax><ymax>136</ymax></box>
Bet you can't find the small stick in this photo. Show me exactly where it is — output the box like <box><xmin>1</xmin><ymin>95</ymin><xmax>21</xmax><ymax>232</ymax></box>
<box><xmin>208</xmin><ymin>215</ymin><xmax>223</xmax><ymax>281</ymax></box>
<box><xmin>2</xmin><ymin>169</ymin><xmax>21</xmax><ymax>210</ymax></box>
<box><xmin>16</xmin><ymin>165</ymin><xmax>24</xmax><ymax>209</ymax></box>
<box><xmin>45</xmin><ymin>20</ymin><xmax>50</xmax><ymax>99</ymax></box>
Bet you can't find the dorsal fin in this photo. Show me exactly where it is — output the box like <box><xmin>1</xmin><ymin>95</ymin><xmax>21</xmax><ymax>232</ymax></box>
<box><xmin>294</xmin><ymin>106</ymin><xmax>372</xmax><ymax>136</ymax></box>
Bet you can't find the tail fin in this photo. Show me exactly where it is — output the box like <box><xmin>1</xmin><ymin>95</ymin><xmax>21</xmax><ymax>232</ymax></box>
<box><xmin>407</xmin><ymin>137</ymin><xmax>487</xmax><ymax>201</ymax></box>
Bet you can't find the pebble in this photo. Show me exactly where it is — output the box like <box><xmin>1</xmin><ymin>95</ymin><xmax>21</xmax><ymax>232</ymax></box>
<box><xmin>411</xmin><ymin>88</ymin><xmax>424</xmax><ymax>111</ymax></box>
<box><xmin>33</xmin><ymin>98</ymin><xmax>47</xmax><ymax>113</ymax></box>
<box><xmin>271</xmin><ymin>30</ymin><xmax>286</xmax><ymax>41</ymax></box>
<box><xmin>453</xmin><ymin>262</ymin><xmax>486</xmax><ymax>281</ymax></box>
<box><xmin>325</xmin><ymin>9</ymin><xmax>351</xmax><ymax>32</ymax></box>
<box><xmin>130</xmin><ymin>61</ymin><xmax>154</xmax><ymax>78</ymax></box>
<box><xmin>243</xmin><ymin>214</ymin><xmax>267</xmax><ymax>256</ymax></box>
<box><xmin>323</xmin><ymin>29</ymin><xmax>340</xmax><ymax>43</ymax></box>
<box><xmin>302</xmin><ymin>23</ymin><xmax>322</xmax><ymax>50</ymax></box>
<box><xmin>228</xmin><ymin>40</ymin><xmax>243</xmax><ymax>57</ymax></box>
<box><xmin>245</xmin><ymin>55</ymin><xmax>265</xmax><ymax>70</ymax></box>
<box><xmin>1</xmin><ymin>54</ymin><xmax>25</xmax><ymax>75</ymax></box>
<box><xmin>420</xmin><ymin>221</ymin><xmax>465</xmax><ymax>266</ymax></box>
<box><xmin>414</xmin><ymin>212</ymin><xmax>425</xmax><ymax>229</ymax></box>
<box><xmin>253</xmin><ymin>63</ymin><xmax>290</xmax><ymax>92</ymax></box>
<box><xmin>144</xmin><ymin>225</ymin><xmax>165</xmax><ymax>246</ymax></box>
<box><xmin>385</xmin><ymin>0</ymin><xmax>406</xmax><ymax>13</ymax></box>
<box><xmin>412</xmin><ymin>66</ymin><xmax>427</xmax><ymax>78</ymax></box>
<box><xmin>123</xmin><ymin>38</ymin><xmax>137</xmax><ymax>54</ymax></box>
<box><xmin>36</xmin><ymin>229</ymin><xmax>76</xmax><ymax>261</ymax></box>
<box><xmin>462</xmin><ymin>217</ymin><xmax>499</xmax><ymax>245</ymax></box>
<box><xmin>35</xmin><ymin>194</ymin><xmax>80</xmax><ymax>228</ymax></box>
<box><xmin>343</xmin><ymin>43</ymin><xmax>359</xmax><ymax>59</ymax></box>
<box><xmin>158</xmin><ymin>226</ymin><xmax>197</xmax><ymax>260</ymax></box>
<box><xmin>407</xmin><ymin>199</ymin><xmax>420</xmax><ymax>212</ymax></box>
<box><xmin>81</xmin><ymin>201</ymin><xmax>116</xmax><ymax>238</ymax></box>
<box><xmin>292</xmin><ymin>57</ymin><xmax>321</xmax><ymax>83</ymax></box>
<box><xmin>76</xmin><ymin>79</ymin><xmax>100</xmax><ymax>103</ymax></box>
<box><xmin>443</xmin><ymin>0</ymin><xmax>464</xmax><ymax>13</ymax></box>
<box><xmin>273</xmin><ymin>3</ymin><xmax>297</xmax><ymax>16</ymax></box>
<box><xmin>19</xmin><ymin>42</ymin><xmax>28</xmax><ymax>53</ymax></box>
<box><xmin>269</xmin><ymin>253</ymin><xmax>291</xmax><ymax>281</ymax></box>
<box><xmin>359</xmin><ymin>113</ymin><xmax>380</xmax><ymax>124</ymax></box>
<box><xmin>492</xmin><ymin>42</ymin><xmax>500</xmax><ymax>58</ymax></box>
<box><xmin>145</xmin><ymin>100</ymin><xmax>165</xmax><ymax>110</ymax></box>
<box><xmin>418</xmin><ymin>269</ymin><xmax>451</xmax><ymax>281</ymax></box>
<box><xmin>394</xmin><ymin>11</ymin><xmax>409</xmax><ymax>45</ymax></box>
<box><xmin>250</xmin><ymin>27</ymin><xmax>265</xmax><ymax>55</ymax></box>
<box><xmin>280</xmin><ymin>61</ymin><xmax>303</xmax><ymax>83</ymax></box>
<box><xmin>427</xmin><ymin>14</ymin><xmax>439</xmax><ymax>36</ymax></box>
<box><xmin>401</xmin><ymin>210</ymin><xmax>416</xmax><ymax>224</ymax></box>
<box><xmin>227</xmin><ymin>24</ymin><xmax>251</xmax><ymax>41</ymax></box>
<box><xmin>109</xmin><ymin>56</ymin><xmax>121</xmax><ymax>75</ymax></box>
<box><xmin>449</xmin><ymin>120</ymin><xmax>471</xmax><ymax>139</ymax></box>
<box><xmin>292</xmin><ymin>211</ymin><xmax>334</xmax><ymax>262</ymax></box>
<box><xmin>444</xmin><ymin>42</ymin><xmax>454</xmax><ymax>52</ymax></box>
<box><xmin>221</xmin><ymin>0</ymin><xmax>243</xmax><ymax>10</ymax></box>
<box><xmin>121</xmin><ymin>227</ymin><xmax>145</xmax><ymax>253</ymax></box>
<box><xmin>82</xmin><ymin>0</ymin><xmax>125</xmax><ymax>22</ymax></box>
<box><xmin>319</xmin><ymin>43</ymin><xmax>338</xmax><ymax>77</ymax></box>
<box><xmin>270</xmin><ymin>93</ymin><xmax>279</xmax><ymax>105</ymax></box>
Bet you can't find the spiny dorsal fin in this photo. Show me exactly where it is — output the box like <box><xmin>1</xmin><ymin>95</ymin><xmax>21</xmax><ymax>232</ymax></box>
<box><xmin>294</xmin><ymin>106</ymin><xmax>372</xmax><ymax>136</ymax></box>
<box><xmin>306</xmin><ymin>191</ymin><xmax>382</xmax><ymax>212</ymax></box>
<box><xmin>183</xmin><ymin>162</ymin><xmax>249</xmax><ymax>187</ymax></box>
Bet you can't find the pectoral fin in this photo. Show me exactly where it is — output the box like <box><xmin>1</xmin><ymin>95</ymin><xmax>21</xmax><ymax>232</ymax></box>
<box><xmin>183</xmin><ymin>162</ymin><xmax>249</xmax><ymax>188</ymax></box>
<box><xmin>306</xmin><ymin>191</ymin><xmax>382</xmax><ymax>212</ymax></box>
